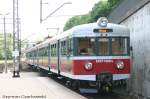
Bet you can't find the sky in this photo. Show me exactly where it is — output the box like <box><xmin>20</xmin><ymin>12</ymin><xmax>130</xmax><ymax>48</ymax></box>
<box><xmin>0</xmin><ymin>0</ymin><xmax>100</xmax><ymax>42</ymax></box>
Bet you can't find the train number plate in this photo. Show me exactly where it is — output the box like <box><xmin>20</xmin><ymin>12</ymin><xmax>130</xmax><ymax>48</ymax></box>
<box><xmin>96</xmin><ymin>59</ymin><xmax>113</xmax><ymax>63</ymax></box>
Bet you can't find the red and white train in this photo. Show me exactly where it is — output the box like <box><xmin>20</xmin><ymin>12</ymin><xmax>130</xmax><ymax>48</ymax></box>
<box><xmin>25</xmin><ymin>17</ymin><xmax>130</xmax><ymax>92</ymax></box>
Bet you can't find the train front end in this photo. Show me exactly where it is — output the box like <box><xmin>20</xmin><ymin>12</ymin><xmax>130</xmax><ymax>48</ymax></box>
<box><xmin>69</xmin><ymin>17</ymin><xmax>130</xmax><ymax>91</ymax></box>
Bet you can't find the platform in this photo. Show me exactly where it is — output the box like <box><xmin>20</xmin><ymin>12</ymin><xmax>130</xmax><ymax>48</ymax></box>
<box><xmin>0</xmin><ymin>71</ymin><xmax>86</xmax><ymax>99</ymax></box>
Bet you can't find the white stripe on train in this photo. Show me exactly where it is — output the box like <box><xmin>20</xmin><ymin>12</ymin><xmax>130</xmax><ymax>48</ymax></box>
<box><xmin>60</xmin><ymin>72</ymin><xmax>130</xmax><ymax>81</ymax></box>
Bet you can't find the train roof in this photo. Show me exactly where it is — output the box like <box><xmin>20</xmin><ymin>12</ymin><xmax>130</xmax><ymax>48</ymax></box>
<box><xmin>25</xmin><ymin>22</ymin><xmax>130</xmax><ymax>53</ymax></box>
<box><xmin>73</xmin><ymin>23</ymin><xmax>129</xmax><ymax>34</ymax></box>
<box><xmin>46</xmin><ymin>22</ymin><xmax>129</xmax><ymax>41</ymax></box>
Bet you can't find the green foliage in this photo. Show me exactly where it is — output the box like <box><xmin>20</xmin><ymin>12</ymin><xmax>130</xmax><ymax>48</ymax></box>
<box><xmin>0</xmin><ymin>49</ymin><xmax>12</xmax><ymax>60</ymax></box>
<box><xmin>89</xmin><ymin>1</ymin><xmax>111</xmax><ymax>22</ymax></box>
<box><xmin>0</xmin><ymin>49</ymin><xmax>3</xmax><ymax>60</ymax></box>
<box><xmin>63</xmin><ymin>0</ymin><xmax>120</xmax><ymax>31</ymax></box>
<box><xmin>0</xmin><ymin>52</ymin><xmax>3</xmax><ymax>60</ymax></box>
<box><xmin>6</xmin><ymin>49</ymin><xmax>12</xmax><ymax>59</ymax></box>
<box><xmin>63</xmin><ymin>15</ymin><xmax>91</xmax><ymax>31</ymax></box>
<box><xmin>0</xmin><ymin>33</ymin><xmax>13</xmax><ymax>60</ymax></box>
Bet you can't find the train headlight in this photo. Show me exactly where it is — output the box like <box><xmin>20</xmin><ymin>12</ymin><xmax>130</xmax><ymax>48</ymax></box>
<box><xmin>116</xmin><ymin>61</ymin><xmax>124</xmax><ymax>70</ymax></box>
<box><xmin>84</xmin><ymin>62</ymin><xmax>93</xmax><ymax>70</ymax></box>
<box><xmin>97</xmin><ymin>17</ymin><xmax>108</xmax><ymax>27</ymax></box>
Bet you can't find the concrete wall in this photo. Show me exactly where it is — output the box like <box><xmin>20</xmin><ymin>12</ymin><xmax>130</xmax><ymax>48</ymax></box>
<box><xmin>121</xmin><ymin>2</ymin><xmax>150</xmax><ymax>98</ymax></box>
<box><xmin>108</xmin><ymin>0</ymin><xmax>149</xmax><ymax>24</ymax></box>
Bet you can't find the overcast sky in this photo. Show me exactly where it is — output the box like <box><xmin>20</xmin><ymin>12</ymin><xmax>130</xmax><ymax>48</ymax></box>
<box><xmin>0</xmin><ymin>0</ymin><xmax>100</xmax><ymax>42</ymax></box>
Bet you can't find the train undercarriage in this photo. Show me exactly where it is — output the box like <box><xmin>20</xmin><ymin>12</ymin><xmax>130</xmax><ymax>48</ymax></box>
<box><xmin>29</xmin><ymin>64</ymin><xmax>127</xmax><ymax>93</ymax></box>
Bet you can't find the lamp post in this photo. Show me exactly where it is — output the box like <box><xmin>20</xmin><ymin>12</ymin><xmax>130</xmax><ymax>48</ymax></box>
<box><xmin>0</xmin><ymin>13</ymin><xmax>10</xmax><ymax>73</ymax></box>
<box><xmin>40</xmin><ymin>1</ymin><xmax>72</xmax><ymax>23</ymax></box>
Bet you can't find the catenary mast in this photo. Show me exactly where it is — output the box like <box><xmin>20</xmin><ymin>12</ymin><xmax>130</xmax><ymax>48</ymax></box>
<box><xmin>13</xmin><ymin>0</ymin><xmax>20</xmax><ymax>77</ymax></box>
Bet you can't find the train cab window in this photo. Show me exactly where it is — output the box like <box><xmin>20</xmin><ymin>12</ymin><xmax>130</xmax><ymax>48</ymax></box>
<box><xmin>77</xmin><ymin>38</ymin><xmax>96</xmax><ymax>56</ymax></box>
<box><xmin>112</xmin><ymin>38</ymin><xmax>128</xmax><ymax>55</ymax></box>
<box><xmin>98</xmin><ymin>38</ymin><xmax>109</xmax><ymax>55</ymax></box>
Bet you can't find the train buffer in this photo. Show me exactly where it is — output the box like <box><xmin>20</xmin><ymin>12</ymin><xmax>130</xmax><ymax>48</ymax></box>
<box><xmin>0</xmin><ymin>72</ymin><xmax>86</xmax><ymax>99</ymax></box>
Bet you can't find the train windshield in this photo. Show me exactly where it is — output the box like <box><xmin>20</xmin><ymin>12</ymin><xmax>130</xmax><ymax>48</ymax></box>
<box><xmin>98</xmin><ymin>38</ymin><xmax>109</xmax><ymax>55</ymax></box>
<box><xmin>76</xmin><ymin>37</ymin><xmax>129</xmax><ymax>56</ymax></box>
<box><xmin>78</xmin><ymin>38</ymin><xmax>96</xmax><ymax>56</ymax></box>
<box><xmin>111</xmin><ymin>37</ymin><xmax>128</xmax><ymax>55</ymax></box>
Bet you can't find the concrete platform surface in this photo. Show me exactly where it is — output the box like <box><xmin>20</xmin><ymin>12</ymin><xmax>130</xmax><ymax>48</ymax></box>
<box><xmin>0</xmin><ymin>72</ymin><xmax>87</xmax><ymax>99</ymax></box>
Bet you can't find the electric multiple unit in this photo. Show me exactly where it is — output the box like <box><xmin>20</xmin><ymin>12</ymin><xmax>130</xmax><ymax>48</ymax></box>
<box><xmin>25</xmin><ymin>17</ymin><xmax>130</xmax><ymax>92</ymax></box>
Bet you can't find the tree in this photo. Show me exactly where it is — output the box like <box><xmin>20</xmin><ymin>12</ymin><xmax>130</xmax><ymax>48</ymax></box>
<box><xmin>63</xmin><ymin>0</ymin><xmax>120</xmax><ymax>31</ymax></box>
<box><xmin>0</xmin><ymin>52</ymin><xmax>3</xmax><ymax>60</ymax></box>
<box><xmin>89</xmin><ymin>1</ymin><xmax>111</xmax><ymax>22</ymax></box>
<box><xmin>63</xmin><ymin>15</ymin><xmax>91</xmax><ymax>31</ymax></box>
<box><xmin>6</xmin><ymin>49</ymin><xmax>12</xmax><ymax>59</ymax></box>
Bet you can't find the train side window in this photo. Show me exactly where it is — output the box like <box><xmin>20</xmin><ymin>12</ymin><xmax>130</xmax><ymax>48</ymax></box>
<box><xmin>51</xmin><ymin>44</ymin><xmax>54</xmax><ymax>56</ymax></box>
<box><xmin>98</xmin><ymin>38</ymin><xmax>109</xmax><ymax>55</ymax></box>
<box><xmin>61</xmin><ymin>41</ymin><xmax>67</xmax><ymax>56</ymax></box>
<box><xmin>38</xmin><ymin>49</ymin><xmax>40</xmax><ymax>57</ymax></box>
<box><xmin>44</xmin><ymin>47</ymin><xmax>48</xmax><ymax>56</ymax></box>
<box><xmin>41</xmin><ymin>48</ymin><xmax>44</xmax><ymax>56</ymax></box>
<box><xmin>54</xmin><ymin>44</ymin><xmax>57</xmax><ymax>56</ymax></box>
<box><xmin>30</xmin><ymin>52</ymin><xmax>32</xmax><ymax>57</ymax></box>
<box><xmin>67</xmin><ymin>38</ymin><xmax>73</xmax><ymax>56</ymax></box>
<box><xmin>51</xmin><ymin>44</ymin><xmax>57</xmax><ymax>56</ymax></box>
<box><xmin>28</xmin><ymin>52</ymin><xmax>30</xmax><ymax>58</ymax></box>
<box><xmin>40</xmin><ymin>48</ymin><xmax>42</xmax><ymax>56</ymax></box>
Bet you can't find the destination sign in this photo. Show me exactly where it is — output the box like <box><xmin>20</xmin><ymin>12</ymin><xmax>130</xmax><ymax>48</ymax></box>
<box><xmin>93</xmin><ymin>28</ymin><xmax>113</xmax><ymax>33</ymax></box>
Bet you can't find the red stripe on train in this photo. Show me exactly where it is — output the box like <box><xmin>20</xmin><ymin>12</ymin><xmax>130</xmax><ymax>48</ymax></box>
<box><xmin>73</xmin><ymin>59</ymin><xmax>130</xmax><ymax>75</ymax></box>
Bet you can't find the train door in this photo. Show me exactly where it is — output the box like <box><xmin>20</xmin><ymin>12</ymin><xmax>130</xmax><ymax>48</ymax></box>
<box><xmin>41</xmin><ymin>48</ymin><xmax>44</xmax><ymax>66</ymax></box>
<box><xmin>33</xmin><ymin>51</ymin><xmax>35</xmax><ymax>65</ymax></box>
<box><xmin>57</xmin><ymin>40</ymin><xmax>60</xmax><ymax>74</ymax></box>
<box><xmin>32</xmin><ymin>51</ymin><xmax>34</xmax><ymax>65</ymax></box>
<box><xmin>37</xmin><ymin>48</ymin><xmax>39</xmax><ymax>67</ymax></box>
<box><xmin>34</xmin><ymin>49</ymin><xmax>36</xmax><ymax>66</ymax></box>
<box><xmin>48</xmin><ymin>44</ymin><xmax>50</xmax><ymax>71</ymax></box>
<box><xmin>36</xmin><ymin>48</ymin><xmax>38</xmax><ymax>66</ymax></box>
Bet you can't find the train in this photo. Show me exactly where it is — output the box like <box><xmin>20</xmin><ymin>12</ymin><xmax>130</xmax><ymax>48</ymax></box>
<box><xmin>25</xmin><ymin>17</ymin><xmax>130</xmax><ymax>92</ymax></box>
